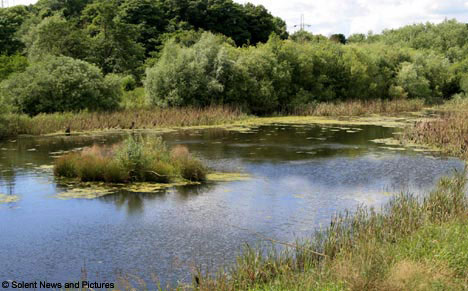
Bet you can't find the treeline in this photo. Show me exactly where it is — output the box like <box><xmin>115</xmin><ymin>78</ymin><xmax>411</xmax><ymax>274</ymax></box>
<box><xmin>1</xmin><ymin>0</ymin><xmax>468</xmax><ymax>116</ymax></box>
<box><xmin>146</xmin><ymin>31</ymin><xmax>463</xmax><ymax>114</ymax></box>
<box><xmin>0</xmin><ymin>0</ymin><xmax>286</xmax><ymax>76</ymax></box>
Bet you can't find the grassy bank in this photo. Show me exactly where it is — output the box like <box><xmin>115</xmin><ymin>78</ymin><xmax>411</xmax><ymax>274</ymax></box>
<box><xmin>183</xmin><ymin>171</ymin><xmax>467</xmax><ymax>291</ymax></box>
<box><xmin>403</xmin><ymin>101</ymin><xmax>468</xmax><ymax>159</ymax></box>
<box><xmin>55</xmin><ymin>136</ymin><xmax>207</xmax><ymax>183</ymax></box>
<box><xmin>0</xmin><ymin>99</ymin><xmax>425</xmax><ymax>139</ymax></box>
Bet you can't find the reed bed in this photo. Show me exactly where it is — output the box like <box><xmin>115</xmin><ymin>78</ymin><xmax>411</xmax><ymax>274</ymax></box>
<box><xmin>188</xmin><ymin>170</ymin><xmax>468</xmax><ymax>291</ymax></box>
<box><xmin>403</xmin><ymin>103</ymin><xmax>468</xmax><ymax>159</ymax></box>
<box><xmin>295</xmin><ymin>99</ymin><xmax>425</xmax><ymax>117</ymax></box>
<box><xmin>1</xmin><ymin>106</ymin><xmax>246</xmax><ymax>137</ymax></box>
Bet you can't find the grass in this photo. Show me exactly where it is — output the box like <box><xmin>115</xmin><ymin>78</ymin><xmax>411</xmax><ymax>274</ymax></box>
<box><xmin>180</xmin><ymin>170</ymin><xmax>468</xmax><ymax>291</ymax></box>
<box><xmin>402</xmin><ymin>100</ymin><xmax>468</xmax><ymax>159</ymax></box>
<box><xmin>54</xmin><ymin>135</ymin><xmax>207</xmax><ymax>183</ymax></box>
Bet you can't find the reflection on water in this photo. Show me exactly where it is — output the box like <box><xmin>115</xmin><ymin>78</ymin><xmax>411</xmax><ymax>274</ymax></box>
<box><xmin>0</xmin><ymin>124</ymin><xmax>464</xmax><ymax>287</ymax></box>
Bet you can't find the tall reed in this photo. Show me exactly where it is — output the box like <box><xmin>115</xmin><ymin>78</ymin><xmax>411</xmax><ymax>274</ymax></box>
<box><xmin>403</xmin><ymin>102</ymin><xmax>468</xmax><ymax>159</ymax></box>
<box><xmin>295</xmin><ymin>99</ymin><xmax>425</xmax><ymax>116</ymax></box>
<box><xmin>1</xmin><ymin>106</ymin><xmax>246</xmax><ymax>137</ymax></box>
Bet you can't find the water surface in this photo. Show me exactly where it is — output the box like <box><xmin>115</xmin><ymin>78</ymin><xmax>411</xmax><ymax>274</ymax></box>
<box><xmin>0</xmin><ymin>124</ymin><xmax>463</xmax><ymax>287</ymax></box>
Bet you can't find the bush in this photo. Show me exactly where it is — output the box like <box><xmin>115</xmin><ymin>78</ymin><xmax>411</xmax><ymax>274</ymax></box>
<box><xmin>145</xmin><ymin>32</ymin><xmax>234</xmax><ymax>107</ymax></box>
<box><xmin>0</xmin><ymin>55</ymin><xmax>122</xmax><ymax>115</ymax></box>
<box><xmin>179</xmin><ymin>158</ymin><xmax>207</xmax><ymax>182</ymax></box>
<box><xmin>54</xmin><ymin>135</ymin><xmax>208</xmax><ymax>183</ymax></box>
<box><xmin>54</xmin><ymin>153</ymin><xmax>80</xmax><ymax>178</ymax></box>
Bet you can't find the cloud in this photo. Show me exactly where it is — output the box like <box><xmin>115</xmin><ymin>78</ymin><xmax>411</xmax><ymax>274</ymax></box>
<box><xmin>236</xmin><ymin>0</ymin><xmax>468</xmax><ymax>36</ymax></box>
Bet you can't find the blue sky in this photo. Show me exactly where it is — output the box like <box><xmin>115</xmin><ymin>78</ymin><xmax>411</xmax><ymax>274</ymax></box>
<box><xmin>9</xmin><ymin>0</ymin><xmax>468</xmax><ymax>36</ymax></box>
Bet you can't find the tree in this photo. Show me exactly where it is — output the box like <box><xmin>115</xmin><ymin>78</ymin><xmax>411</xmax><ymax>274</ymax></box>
<box><xmin>396</xmin><ymin>62</ymin><xmax>431</xmax><ymax>99</ymax></box>
<box><xmin>23</xmin><ymin>14</ymin><xmax>91</xmax><ymax>61</ymax></box>
<box><xmin>35</xmin><ymin>0</ymin><xmax>93</xmax><ymax>19</ymax></box>
<box><xmin>0</xmin><ymin>6</ymin><xmax>30</xmax><ymax>55</ymax></box>
<box><xmin>0</xmin><ymin>55</ymin><xmax>121</xmax><ymax>115</ymax></box>
<box><xmin>347</xmin><ymin>33</ymin><xmax>366</xmax><ymax>43</ymax></box>
<box><xmin>145</xmin><ymin>32</ymin><xmax>234</xmax><ymax>107</ymax></box>
<box><xmin>289</xmin><ymin>31</ymin><xmax>327</xmax><ymax>43</ymax></box>
<box><xmin>82</xmin><ymin>0</ymin><xmax>145</xmax><ymax>76</ymax></box>
<box><xmin>0</xmin><ymin>54</ymin><xmax>28</xmax><ymax>82</ymax></box>
<box><xmin>330</xmin><ymin>34</ymin><xmax>347</xmax><ymax>44</ymax></box>
<box><xmin>118</xmin><ymin>0</ymin><xmax>167</xmax><ymax>54</ymax></box>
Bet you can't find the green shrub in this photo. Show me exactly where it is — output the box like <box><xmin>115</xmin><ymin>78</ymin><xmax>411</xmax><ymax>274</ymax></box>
<box><xmin>179</xmin><ymin>158</ymin><xmax>207</xmax><ymax>182</ymax></box>
<box><xmin>0</xmin><ymin>55</ymin><xmax>122</xmax><ymax>115</ymax></box>
<box><xmin>145</xmin><ymin>161</ymin><xmax>176</xmax><ymax>183</ymax></box>
<box><xmin>54</xmin><ymin>153</ymin><xmax>80</xmax><ymax>178</ymax></box>
<box><xmin>121</xmin><ymin>75</ymin><xmax>137</xmax><ymax>91</ymax></box>
<box><xmin>103</xmin><ymin>161</ymin><xmax>129</xmax><ymax>183</ymax></box>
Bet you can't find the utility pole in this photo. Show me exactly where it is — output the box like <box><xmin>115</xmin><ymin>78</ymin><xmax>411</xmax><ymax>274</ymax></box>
<box><xmin>293</xmin><ymin>14</ymin><xmax>312</xmax><ymax>31</ymax></box>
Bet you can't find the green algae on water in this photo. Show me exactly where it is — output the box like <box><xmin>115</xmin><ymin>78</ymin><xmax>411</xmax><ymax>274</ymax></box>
<box><xmin>0</xmin><ymin>194</ymin><xmax>20</xmax><ymax>204</ymax></box>
<box><xmin>55</xmin><ymin>172</ymin><xmax>252</xmax><ymax>200</ymax></box>
<box><xmin>206</xmin><ymin>172</ymin><xmax>251</xmax><ymax>182</ymax></box>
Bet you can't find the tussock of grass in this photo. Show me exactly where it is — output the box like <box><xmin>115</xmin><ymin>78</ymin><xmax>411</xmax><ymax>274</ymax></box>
<box><xmin>54</xmin><ymin>135</ymin><xmax>207</xmax><ymax>183</ymax></box>
<box><xmin>295</xmin><ymin>99</ymin><xmax>425</xmax><ymax>117</ymax></box>
<box><xmin>189</xmin><ymin>170</ymin><xmax>468</xmax><ymax>291</ymax></box>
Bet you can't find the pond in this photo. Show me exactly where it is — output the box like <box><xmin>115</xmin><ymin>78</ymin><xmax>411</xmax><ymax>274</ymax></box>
<box><xmin>0</xmin><ymin>123</ymin><xmax>463</xmax><ymax>287</ymax></box>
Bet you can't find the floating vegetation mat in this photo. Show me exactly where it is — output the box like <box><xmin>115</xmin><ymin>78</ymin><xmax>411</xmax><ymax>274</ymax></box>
<box><xmin>206</xmin><ymin>172</ymin><xmax>251</xmax><ymax>182</ymax></box>
<box><xmin>55</xmin><ymin>172</ymin><xmax>251</xmax><ymax>200</ymax></box>
<box><xmin>371</xmin><ymin>137</ymin><xmax>441</xmax><ymax>153</ymax></box>
<box><xmin>0</xmin><ymin>194</ymin><xmax>20</xmax><ymax>204</ymax></box>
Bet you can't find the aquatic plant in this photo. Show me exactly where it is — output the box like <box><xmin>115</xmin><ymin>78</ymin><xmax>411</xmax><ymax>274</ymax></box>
<box><xmin>295</xmin><ymin>99</ymin><xmax>425</xmax><ymax>117</ymax></box>
<box><xmin>54</xmin><ymin>136</ymin><xmax>207</xmax><ymax>184</ymax></box>
<box><xmin>0</xmin><ymin>106</ymin><xmax>246</xmax><ymax>138</ymax></box>
<box><xmin>403</xmin><ymin>102</ymin><xmax>468</xmax><ymax>159</ymax></box>
<box><xmin>188</xmin><ymin>170</ymin><xmax>468</xmax><ymax>291</ymax></box>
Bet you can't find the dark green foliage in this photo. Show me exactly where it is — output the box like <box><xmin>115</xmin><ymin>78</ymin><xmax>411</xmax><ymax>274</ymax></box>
<box><xmin>35</xmin><ymin>0</ymin><xmax>93</xmax><ymax>19</ymax></box>
<box><xmin>329</xmin><ymin>33</ymin><xmax>347</xmax><ymax>44</ymax></box>
<box><xmin>0</xmin><ymin>6</ymin><xmax>30</xmax><ymax>55</ymax></box>
<box><xmin>0</xmin><ymin>55</ymin><xmax>121</xmax><ymax>115</ymax></box>
<box><xmin>24</xmin><ymin>14</ymin><xmax>91</xmax><ymax>61</ymax></box>
<box><xmin>81</xmin><ymin>0</ymin><xmax>145</xmax><ymax>76</ymax></box>
<box><xmin>0</xmin><ymin>54</ymin><xmax>28</xmax><ymax>82</ymax></box>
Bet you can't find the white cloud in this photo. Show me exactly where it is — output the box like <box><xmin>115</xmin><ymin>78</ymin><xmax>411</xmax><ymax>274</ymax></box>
<box><xmin>6</xmin><ymin>0</ymin><xmax>468</xmax><ymax>36</ymax></box>
<box><xmin>236</xmin><ymin>0</ymin><xmax>468</xmax><ymax>36</ymax></box>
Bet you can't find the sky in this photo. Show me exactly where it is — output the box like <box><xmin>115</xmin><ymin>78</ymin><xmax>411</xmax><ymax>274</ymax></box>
<box><xmin>7</xmin><ymin>0</ymin><xmax>468</xmax><ymax>36</ymax></box>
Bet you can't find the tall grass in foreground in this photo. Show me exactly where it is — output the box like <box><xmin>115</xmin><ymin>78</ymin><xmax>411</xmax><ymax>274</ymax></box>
<box><xmin>295</xmin><ymin>99</ymin><xmax>425</xmax><ymax>117</ymax></box>
<box><xmin>187</xmin><ymin>170</ymin><xmax>468</xmax><ymax>291</ymax></box>
<box><xmin>54</xmin><ymin>136</ymin><xmax>207</xmax><ymax>183</ymax></box>
<box><xmin>0</xmin><ymin>106</ymin><xmax>246</xmax><ymax>137</ymax></box>
<box><xmin>403</xmin><ymin>101</ymin><xmax>468</xmax><ymax>159</ymax></box>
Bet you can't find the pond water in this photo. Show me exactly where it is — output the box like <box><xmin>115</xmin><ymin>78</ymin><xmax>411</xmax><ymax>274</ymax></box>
<box><xmin>0</xmin><ymin>123</ymin><xmax>464</xmax><ymax>287</ymax></box>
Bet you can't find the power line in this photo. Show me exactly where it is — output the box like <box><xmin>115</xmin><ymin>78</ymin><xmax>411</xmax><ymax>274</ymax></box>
<box><xmin>292</xmin><ymin>14</ymin><xmax>312</xmax><ymax>31</ymax></box>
